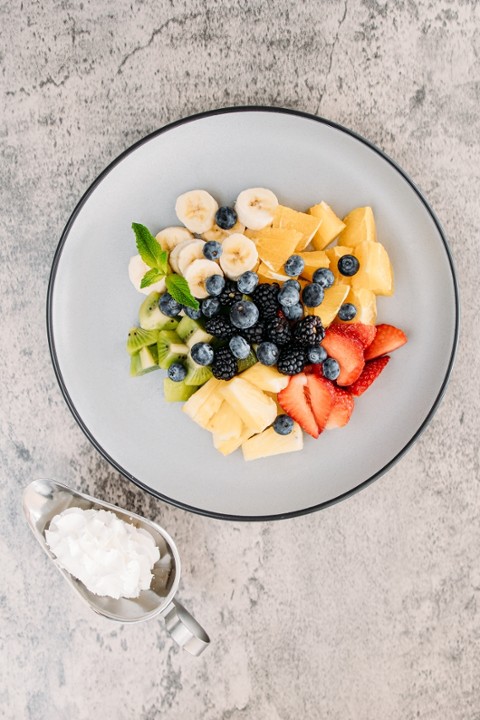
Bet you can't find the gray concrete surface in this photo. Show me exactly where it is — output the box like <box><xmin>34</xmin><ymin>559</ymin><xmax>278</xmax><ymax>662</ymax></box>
<box><xmin>1</xmin><ymin>1</ymin><xmax>479</xmax><ymax>718</ymax></box>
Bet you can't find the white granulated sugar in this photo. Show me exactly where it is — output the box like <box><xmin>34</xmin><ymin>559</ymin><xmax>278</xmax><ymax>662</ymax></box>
<box><xmin>45</xmin><ymin>507</ymin><xmax>160</xmax><ymax>599</ymax></box>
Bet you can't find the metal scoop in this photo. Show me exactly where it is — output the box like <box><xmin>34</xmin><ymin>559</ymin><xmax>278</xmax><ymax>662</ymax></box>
<box><xmin>23</xmin><ymin>479</ymin><xmax>210</xmax><ymax>656</ymax></box>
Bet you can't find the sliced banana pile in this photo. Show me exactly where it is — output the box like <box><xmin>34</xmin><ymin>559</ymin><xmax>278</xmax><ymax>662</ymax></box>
<box><xmin>129</xmin><ymin>187</ymin><xmax>279</xmax><ymax>296</ymax></box>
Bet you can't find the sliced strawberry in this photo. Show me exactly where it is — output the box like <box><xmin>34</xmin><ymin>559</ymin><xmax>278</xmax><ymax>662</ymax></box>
<box><xmin>349</xmin><ymin>356</ymin><xmax>390</xmax><ymax>396</ymax></box>
<box><xmin>364</xmin><ymin>324</ymin><xmax>407</xmax><ymax>360</ymax></box>
<box><xmin>326</xmin><ymin>386</ymin><xmax>355</xmax><ymax>429</ymax></box>
<box><xmin>330</xmin><ymin>322</ymin><xmax>376</xmax><ymax>349</ymax></box>
<box><xmin>320</xmin><ymin>329</ymin><xmax>365</xmax><ymax>386</ymax></box>
<box><xmin>278</xmin><ymin>373</ymin><xmax>319</xmax><ymax>438</ymax></box>
<box><xmin>306</xmin><ymin>375</ymin><xmax>334</xmax><ymax>433</ymax></box>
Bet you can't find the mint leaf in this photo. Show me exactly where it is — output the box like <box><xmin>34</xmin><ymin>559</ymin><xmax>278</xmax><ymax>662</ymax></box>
<box><xmin>140</xmin><ymin>267</ymin><xmax>164</xmax><ymax>289</ymax></box>
<box><xmin>165</xmin><ymin>274</ymin><xmax>199</xmax><ymax>310</ymax></box>
<box><xmin>132</xmin><ymin>223</ymin><xmax>167</xmax><ymax>270</ymax></box>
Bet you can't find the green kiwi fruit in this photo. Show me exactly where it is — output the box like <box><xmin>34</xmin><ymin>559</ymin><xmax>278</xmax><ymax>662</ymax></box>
<box><xmin>139</xmin><ymin>292</ymin><xmax>179</xmax><ymax>331</ymax></box>
<box><xmin>130</xmin><ymin>346</ymin><xmax>159</xmax><ymax>376</ymax></box>
<box><xmin>157</xmin><ymin>330</ymin><xmax>189</xmax><ymax>370</ymax></box>
<box><xmin>127</xmin><ymin>327</ymin><xmax>159</xmax><ymax>355</ymax></box>
<box><xmin>176</xmin><ymin>316</ymin><xmax>201</xmax><ymax>342</ymax></box>
<box><xmin>184</xmin><ymin>356</ymin><xmax>214</xmax><ymax>386</ymax></box>
<box><xmin>163</xmin><ymin>378</ymin><xmax>197</xmax><ymax>402</ymax></box>
<box><xmin>237</xmin><ymin>351</ymin><xmax>257</xmax><ymax>373</ymax></box>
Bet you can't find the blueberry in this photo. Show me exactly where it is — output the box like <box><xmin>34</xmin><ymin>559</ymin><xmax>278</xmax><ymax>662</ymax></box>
<box><xmin>338</xmin><ymin>303</ymin><xmax>357</xmax><ymax>321</ymax></box>
<box><xmin>256</xmin><ymin>341</ymin><xmax>279</xmax><ymax>366</ymax></box>
<box><xmin>302</xmin><ymin>283</ymin><xmax>324</xmax><ymax>308</ymax></box>
<box><xmin>203</xmin><ymin>241</ymin><xmax>222</xmax><ymax>261</ymax></box>
<box><xmin>273</xmin><ymin>414</ymin><xmax>294</xmax><ymax>435</ymax></box>
<box><xmin>312</xmin><ymin>267</ymin><xmax>335</xmax><ymax>288</ymax></box>
<box><xmin>322</xmin><ymin>357</ymin><xmax>340</xmax><ymax>380</ymax></box>
<box><xmin>284</xmin><ymin>255</ymin><xmax>305</xmax><ymax>277</ymax></box>
<box><xmin>167</xmin><ymin>362</ymin><xmax>187</xmax><ymax>382</ymax></box>
<box><xmin>229</xmin><ymin>335</ymin><xmax>251</xmax><ymax>360</ymax></box>
<box><xmin>205</xmin><ymin>274</ymin><xmax>225</xmax><ymax>297</ymax></box>
<box><xmin>215</xmin><ymin>206</ymin><xmax>237</xmax><ymax>230</ymax></box>
<box><xmin>201</xmin><ymin>297</ymin><xmax>221</xmax><ymax>318</ymax></box>
<box><xmin>278</xmin><ymin>284</ymin><xmax>300</xmax><ymax>307</ymax></box>
<box><xmin>185</xmin><ymin>306</ymin><xmax>203</xmax><ymax>320</ymax></box>
<box><xmin>307</xmin><ymin>346</ymin><xmax>327</xmax><ymax>364</ymax></box>
<box><xmin>237</xmin><ymin>271</ymin><xmax>259</xmax><ymax>294</ymax></box>
<box><xmin>159</xmin><ymin>292</ymin><xmax>182</xmax><ymax>317</ymax></box>
<box><xmin>338</xmin><ymin>254</ymin><xmax>360</xmax><ymax>277</ymax></box>
<box><xmin>230</xmin><ymin>300</ymin><xmax>260</xmax><ymax>329</ymax></box>
<box><xmin>283</xmin><ymin>279</ymin><xmax>301</xmax><ymax>292</ymax></box>
<box><xmin>190</xmin><ymin>342</ymin><xmax>214</xmax><ymax>366</ymax></box>
<box><xmin>282</xmin><ymin>302</ymin><xmax>304</xmax><ymax>321</ymax></box>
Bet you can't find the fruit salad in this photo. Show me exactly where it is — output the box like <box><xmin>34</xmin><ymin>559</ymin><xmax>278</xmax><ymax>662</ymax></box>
<box><xmin>126</xmin><ymin>188</ymin><xmax>407</xmax><ymax>461</ymax></box>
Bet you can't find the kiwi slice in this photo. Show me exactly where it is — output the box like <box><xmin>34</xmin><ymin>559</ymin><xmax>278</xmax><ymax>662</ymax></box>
<box><xmin>176</xmin><ymin>316</ymin><xmax>202</xmax><ymax>342</ymax></box>
<box><xmin>184</xmin><ymin>356</ymin><xmax>214</xmax><ymax>386</ymax></box>
<box><xmin>186</xmin><ymin>327</ymin><xmax>213</xmax><ymax>349</ymax></box>
<box><xmin>157</xmin><ymin>330</ymin><xmax>189</xmax><ymax>370</ymax></box>
<box><xmin>139</xmin><ymin>292</ymin><xmax>179</xmax><ymax>331</ymax></box>
<box><xmin>127</xmin><ymin>327</ymin><xmax>159</xmax><ymax>355</ymax></box>
<box><xmin>163</xmin><ymin>378</ymin><xmax>197</xmax><ymax>402</ymax></box>
<box><xmin>130</xmin><ymin>346</ymin><xmax>159</xmax><ymax>376</ymax></box>
<box><xmin>237</xmin><ymin>351</ymin><xmax>257</xmax><ymax>373</ymax></box>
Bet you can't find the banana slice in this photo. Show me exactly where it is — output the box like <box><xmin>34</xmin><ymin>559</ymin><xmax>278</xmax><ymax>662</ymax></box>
<box><xmin>169</xmin><ymin>239</ymin><xmax>197</xmax><ymax>273</ymax></box>
<box><xmin>155</xmin><ymin>226</ymin><xmax>193</xmax><ymax>252</ymax></box>
<box><xmin>184</xmin><ymin>259</ymin><xmax>224</xmax><ymax>299</ymax></box>
<box><xmin>202</xmin><ymin>220</ymin><xmax>246</xmax><ymax>242</ymax></box>
<box><xmin>175</xmin><ymin>190</ymin><xmax>219</xmax><ymax>234</ymax></box>
<box><xmin>219</xmin><ymin>233</ymin><xmax>258</xmax><ymax>280</ymax></box>
<box><xmin>235</xmin><ymin>188</ymin><xmax>278</xmax><ymax>230</ymax></box>
<box><xmin>128</xmin><ymin>255</ymin><xmax>166</xmax><ymax>295</ymax></box>
<box><xmin>177</xmin><ymin>239</ymin><xmax>206</xmax><ymax>276</ymax></box>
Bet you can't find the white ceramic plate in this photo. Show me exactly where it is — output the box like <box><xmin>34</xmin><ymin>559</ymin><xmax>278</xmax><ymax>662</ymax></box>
<box><xmin>47</xmin><ymin>107</ymin><xmax>458</xmax><ymax>520</ymax></box>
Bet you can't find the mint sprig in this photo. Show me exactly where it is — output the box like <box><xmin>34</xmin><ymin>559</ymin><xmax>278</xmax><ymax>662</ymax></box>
<box><xmin>131</xmin><ymin>222</ymin><xmax>199</xmax><ymax>310</ymax></box>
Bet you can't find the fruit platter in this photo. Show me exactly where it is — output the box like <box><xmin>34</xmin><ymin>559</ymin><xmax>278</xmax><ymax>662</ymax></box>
<box><xmin>47</xmin><ymin>108</ymin><xmax>458</xmax><ymax>518</ymax></box>
<box><xmin>126</xmin><ymin>188</ymin><xmax>408</xmax><ymax>461</ymax></box>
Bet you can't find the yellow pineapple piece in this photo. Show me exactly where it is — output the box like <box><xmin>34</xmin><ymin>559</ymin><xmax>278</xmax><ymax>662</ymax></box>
<box><xmin>305</xmin><ymin>283</ymin><xmax>349</xmax><ymax>327</ymax></box>
<box><xmin>220</xmin><ymin>378</ymin><xmax>277</xmax><ymax>434</ymax></box>
<box><xmin>207</xmin><ymin>401</ymin><xmax>243</xmax><ymax>437</ymax></box>
<box><xmin>298</xmin><ymin>250</ymin><xmax>329</xmax><ymax>282</ymax></box>
<box><xmin>182</xmin><ymin>378</ymin><xmax>225</xmax><ymax>429</ymax></box>
<box><xmin>351</xmin><ymin>241</ymin><xmax>393</xmax><ymax>295</ymax></box>
<box><xmin>242</xmin><ymin>423</ymin><xmax>303</xmax><ymax>461</ymax></box>
<box><xmin>240</xmin><ymin>363</ymin><xmax>289</xmax><ymax>393</ymax></box>
<box><xmin>213</xmin><ymin>424</ymin><xmax>255</xmax><ymax>456</ymax></box>
<box><xmin>272</xmin><ymin>205</ymin><xmax>321</xmax><ymax>251</ymax></box>
<box><xmin>341</xmin><ymin>287</ymin><xmax>377</xmax><ymax>325</ymax></box>
<box><xmin>257</xmin><ymin>262</ymin><xmax>291</xmax><ymax>284</ymax></box>
<box><xmin>246</xmin><ymin>228</ymin><xmax>303</xmax><ymax>272</ymax></box>
<box><xmin>325</xmin><ymin>246</ymin><xmax>353</xmax><ymax>285</ymax></box>
<box><xmin>308</xmin><ymin>201</ymin><xmax>346</xmax><ymax>250</ymax></box>
<box><xmin>338</xmin><ymin>207</ymin><xmax>376</xmax><ymax>248</ymax></box>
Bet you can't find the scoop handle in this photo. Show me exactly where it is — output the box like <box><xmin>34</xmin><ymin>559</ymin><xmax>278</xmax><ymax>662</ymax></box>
<box><xmin>163</xmin><ymin>599</ymin><xmax>210</xmax><ymax>656</ymax></box>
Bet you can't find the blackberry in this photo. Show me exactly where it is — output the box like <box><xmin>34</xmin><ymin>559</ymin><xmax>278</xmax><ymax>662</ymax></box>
<box><xmin>265</xmin><ymin>315</ymin><xmax>291</xmax><ymax>346</ymax></box>
<box><xmin>277</xmin><ymin>345</ymin><xmax>307</xmax><ymax>375</ymax></box>
<box><xmin>212</xmin><ymin>346</ymin><xmax>237</xmax><ymax>380</ymax></box>
<box><xmin>218</xmin><ymin>280</ymin><xmax>242</xmax><ymax>308</ymax></box>
<box><xmin>241</xmin><ymin>321</ymin><xmax>266</xmax><ymax>344</ymax></box>
<box><xmin>293</xmin><ymin>316</ymin><xmax>325</xmax><ymax>347</ymax></box>
<box><xmin>205</xmin><ymin>315</ymin><xmax>236</xmax><ymax>340</ymax></box>
<box><xmin>252</xmin><ymin>283</ymin><xmax>280</xmax><ymax>319</ymax></box>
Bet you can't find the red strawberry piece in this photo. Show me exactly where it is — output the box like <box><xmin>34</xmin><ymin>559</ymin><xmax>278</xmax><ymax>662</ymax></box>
<box><xmin>320</xmin><ymin>329</ymin><xmax>365</xmax><ymax>386</ymax></box>
<box><xmin>331</xmin><ymin>322</ymin><xmax>376</xmax><ymax>349</ymax></box>
<box><xmin>306</xmin><ymin>375</ymin><xmax>335</xmax><ymax>433</ymax></box>
<box><xmin>349</xmin><ymin>356</ymin><xmax>390</xmax><ymax>396</ymax></box>
<box><xmin>326</xmin><ymin>386</ymin><xmax>355</xmax><ymax>429</ymax></box>
<box><xmin>278</xmin><ymin>373</ymin><xmax>319</xmax><ymax>438</ymax></box>
<box><xmin>364</xmin><ymin>324</ymin><xmax>407</xmax><ymax>360</ymax></box>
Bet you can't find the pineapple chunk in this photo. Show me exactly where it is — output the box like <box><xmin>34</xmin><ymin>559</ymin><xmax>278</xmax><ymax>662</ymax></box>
<box><xmin>325</xmin><ymin>246</ymin><xmax>354</xmax><ymax>285</ymax></box>
<box><xmin>351</xmin><ymin>241</ymin><xmax>393</xmax><ymax>295</ymax></box>
<box><xmin>338</xmin><ymin>207</ymin><xmax>376</xmax><ymax>248</ymax></box>
<box><xmin>341</xmin><ymin>287</ymin><xmax>377</xmax><ymax>325</ymax></box>
<box><xmin>240</xmin><ymin>363</ymin><xmax>290</xmax><ymax>393</ymax></box>
<box><xmin>183</xmin><ymin>378</ymin><xmax>225</xmax><ymax>428</ymax></box>
<box><xmin>305</xmin><ymin>283</ymin><xmax>349</xmax><ymax>327</ymax></box>
<box><xmin>208</xmin><ymin>401</ymin><xmax>243</xmax><ymax>438</ymax></box>
<box><xmin>308</xmin><ymin>201</ymin><xmax>346</xmax><ymax>250</ymax></box>
<box><xmin>242</xmin><ymin>423</ymin><xmax>303</xmax><ymax>461</ymax></box>
<box><xmin>220</xmin><ymin>378</ymin><xmax>277</xmax><ymax>434</ymax></box>
<box><xmin>246</xmin><ymin>228</ymin><xmax>302</xmax><ymax>272</ymax></box>
<box><xmin>272</xmin><ymin>205</ymin><xmax>321</xmax><ymax>251</ymax></box>
<box><xmin>257</xmin><ymin>262</ymin><xmax>291</xmax><ymax>284</ymax></box>
<box><xmin>298</xmin><ymin>250</ymin><xmax>329</xmax><ymax>282</ymax></box>
<box><xmin>213</xmin><ymin>424</ymin><xmax>255</xmax><ymax>456</ymax></box>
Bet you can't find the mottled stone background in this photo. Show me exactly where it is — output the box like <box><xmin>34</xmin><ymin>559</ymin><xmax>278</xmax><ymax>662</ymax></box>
<box><xmin>1</xmin><ymin>0</ymin><xmax>479</xmax><ymax>718</ymax></box>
